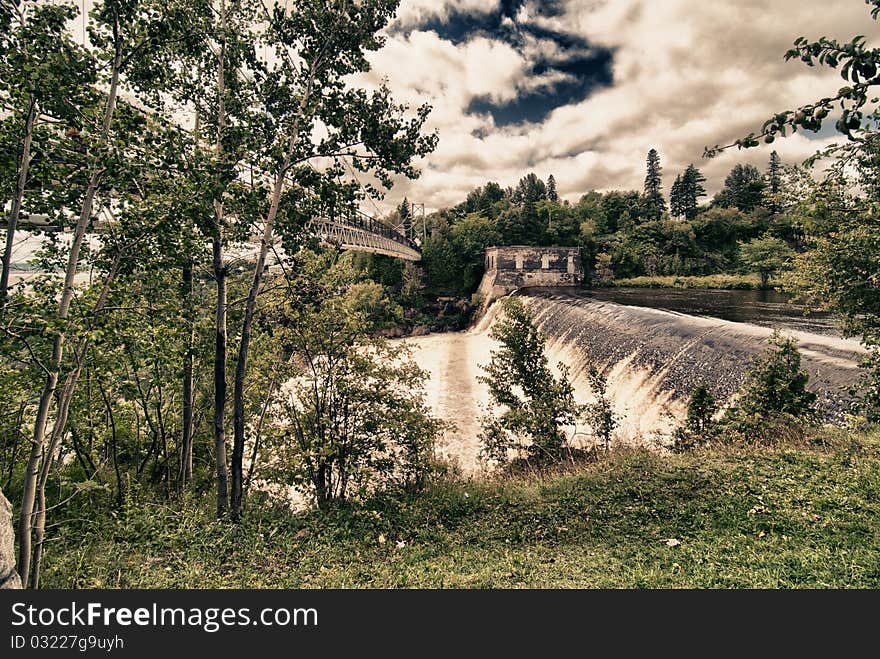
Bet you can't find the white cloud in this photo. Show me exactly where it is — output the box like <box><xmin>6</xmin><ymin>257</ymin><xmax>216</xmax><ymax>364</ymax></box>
<box><xmin>363</xmin><ymin>0</ymin><xmax>873</xmax><ymax>213</ymax></box>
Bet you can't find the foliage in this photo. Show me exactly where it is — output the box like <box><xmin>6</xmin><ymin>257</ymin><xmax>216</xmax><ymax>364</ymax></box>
<box><xmin>739</xmin><ymin>234</ymin><xmax>794</xmax><ymax>287</ymax></box>
<box><xmin>673</xmin><ymin>384</ymin><xmax>718</xmax><ymax>451</ymax></box>
<box><xmin>714</xmin><ymin>164</ymin><xmax>767</xmax><ymax>213</ymax></box>
<box><xmin>642</xmin><ymin>148</ymin><xmax>666</xmax><ymax>222</ymax></box>
<box><xmin>478</xmin><ymin>297</ymin><xmax>584</xmax><ymax>465</ymax></box>
<box><xmin>723</xmin><ymin>331</ymin><xmax>818</xmax><ymax>438</ymax></box>
<box><xmin>547</xmin><ymin>174</ymin><xmax>559</xmax><ymax>202</ymax></box>
<box><xmin>262</xmin><ymin>252</ymin><xmax>443</xmax><ymax>508</ymax></box>
<box><xmin>584</xmin><ymin>365</ymin><xmax>619</xmax><ymax>451</ymax></box>
<box><xmin>702</xmin><ymin>2</ymin><xmax>880</xmax><ymax>423</ymax></box>
<box><xmin>670</xmin><ymin>164</ymin><xmax>707</xmax><ymax>220</ymax></box>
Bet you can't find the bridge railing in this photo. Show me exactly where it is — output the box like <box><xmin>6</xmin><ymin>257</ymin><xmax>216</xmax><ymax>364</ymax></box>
<box><xmin>321</xmin><ymin>205</ymin><xmax>420</xmax><ymax>253</ymax></box>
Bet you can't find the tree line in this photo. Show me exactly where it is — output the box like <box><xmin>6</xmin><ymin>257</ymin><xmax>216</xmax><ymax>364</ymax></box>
<box><xmin>410</xmin><ymin>148</ymin><xmax>804</xmax><ymax>299</ymax></box>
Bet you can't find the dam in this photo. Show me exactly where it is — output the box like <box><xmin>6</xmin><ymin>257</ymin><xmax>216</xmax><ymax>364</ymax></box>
<box><xmin>399</xmin><ymin>289</ymin><xmax>864</xmax><ymax>474</ymax></box>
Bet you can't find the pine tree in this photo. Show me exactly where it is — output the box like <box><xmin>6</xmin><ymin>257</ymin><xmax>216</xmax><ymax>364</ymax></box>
<box><xmin>398</xmin><ymin>197</ymin><xmax>412</xmax><ymax>238</ymax></box>
<box><xmin>681</xmin><ymin>164</ymin><xmax>707</xmax><ymax>220</ymax></box>
<box><xmin>670</xmin><ymin>174</ymin><xmax>684</xmax><ymax>218</ymax></box>
<box><xmin>767</xmin><ymin>151</ymin><xmax>783</xmax><ymax>215</ymax></box>
<box><xmin>714</xmin><ymin>164</ymin><xmax>766</xmax><ymax>212</ymax></box>
<box><xmin>643</xmin><ymin>148</ymin><xmax>666</xmax><ymax>221</ymax></box>
<box><xmin>547</xmin><ymin>174</ymin><xmax>559</xmax><ymax>202</ymax></box>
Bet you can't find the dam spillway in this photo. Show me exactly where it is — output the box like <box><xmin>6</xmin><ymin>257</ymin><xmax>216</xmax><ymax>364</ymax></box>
<box><xmin>399</xmin><ymin>289</ymin><xmax>865</xmax><ymax>474</ymax></box>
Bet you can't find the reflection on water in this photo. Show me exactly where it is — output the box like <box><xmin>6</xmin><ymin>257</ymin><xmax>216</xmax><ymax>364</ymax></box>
<box><xmin>586</xmin><ymin>287</ymin><xmax>840</xmax><ymax>337</ymax></box>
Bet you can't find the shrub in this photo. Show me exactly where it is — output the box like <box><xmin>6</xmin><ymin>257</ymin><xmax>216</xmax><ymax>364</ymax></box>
<box><xmin>722</xmin><ymin>330</ymin><xmax>818</xmax><ymax>441</ymax></box>
<box><xmin>673</xmin><ymin>383</ymin><xmax>718</xmax><ymax>451</ymax></box>
<box><xmin>478</xmin><ymin>297</ymin><xmax>584</xmax><ymax>466</ymax></box>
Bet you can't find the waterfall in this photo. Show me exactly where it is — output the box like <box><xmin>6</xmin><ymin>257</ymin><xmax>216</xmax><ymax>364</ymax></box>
<box><xmin>398</xmin><ymin>290</ymin><xmax>864</xmax><ymax>474</ymax></box>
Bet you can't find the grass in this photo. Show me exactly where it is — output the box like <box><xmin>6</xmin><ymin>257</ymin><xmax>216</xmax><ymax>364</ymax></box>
<box><xmin>607</xmin><ymin>274</ymin><xmax>764</xmax><ymax>290</ymax></box>
<box><xmin>41</xmin><ymin>428</ymin><xmax>880</xmax><ymax>588</ymax></box>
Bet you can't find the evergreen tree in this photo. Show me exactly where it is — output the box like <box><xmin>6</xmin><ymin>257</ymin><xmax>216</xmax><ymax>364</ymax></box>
<box><xmin>729</xmin><ymin>331</ymin><xmax>817</xmax><ymax>419</ymax></box>
<box><xmin>512</xmin><ymin>172</ymin><xmax>547</xmax><ymax>207</ymax></box>
<box><xmin>547</xmin><ymin>174</ymin><xmax>559</xmax><ymax>202</ymax></box>
<box><xmin>714</xmin><ymin>164</ymin><xmax>767</xmax><ymax>213</ymax></box>
<box><xmin>767</xmin><ymin>151</ymin><xmax>783</xmax><ymax>215</ymax></box>
<box><xmin>680</xmin><ymin>164</ymin><xmax>707</xmax><ymax>220</ymax></box>
<box><xmin>670</xmin><ymin>174</ymin><xmax>685</xmax><ymax>218</ymax></box>
<box><xmin>398</xmin><ymin>197</ymin><xmax>412</xmax><ymax>238</ymax></box>
<box><xmin>642</xmin><ymin>148</ymin><xmax>667</xmax><ymax>221</ymax></box>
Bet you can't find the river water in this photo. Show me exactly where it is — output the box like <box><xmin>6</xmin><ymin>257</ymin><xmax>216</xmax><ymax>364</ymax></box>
<box><xmin>397</xmin><ymin>287</ymin><xmax>863</xmax><ymax>474</ymax></box>
<box><xmin>587</xmin><ymin>287</ymin><xmax>840</xmax><ymax>336</ymax></box>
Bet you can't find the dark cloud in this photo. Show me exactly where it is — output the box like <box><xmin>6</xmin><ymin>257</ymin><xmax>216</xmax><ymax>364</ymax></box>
<box><xmin>397</xmin><ymin>1</ymin><xmax>615</xmax><ymax>126</ymax></box>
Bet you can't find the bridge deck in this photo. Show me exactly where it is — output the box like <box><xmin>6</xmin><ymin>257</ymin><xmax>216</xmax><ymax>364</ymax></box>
<box><xmin>8</xmin><ymin>206</ymin><xmax>422</xmax><ymax>266</ymax></box>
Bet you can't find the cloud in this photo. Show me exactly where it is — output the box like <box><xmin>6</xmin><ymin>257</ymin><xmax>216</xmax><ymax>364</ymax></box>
<box><xmin>361</xmin><ymin>0</ymin><xmax>874</xmax><ymax>213</ymax></box>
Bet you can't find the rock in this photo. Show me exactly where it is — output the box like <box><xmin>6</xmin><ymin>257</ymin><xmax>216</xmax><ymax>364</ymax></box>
<box><xmin>410</xmin><ymin>325</ymin><xmax>430</xmax><ymax>336</ymax></box>
<box><xmin>0</xmin><ymin>488</ymin><xmax>22</xmax><ymax>589</ymax></box>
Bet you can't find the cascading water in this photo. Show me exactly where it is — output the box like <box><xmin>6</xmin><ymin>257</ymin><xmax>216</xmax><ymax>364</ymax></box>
<box><xmin>398</xmin><ymin>289</ymin><xmax>865</xmax><ymax>475</ymax></box>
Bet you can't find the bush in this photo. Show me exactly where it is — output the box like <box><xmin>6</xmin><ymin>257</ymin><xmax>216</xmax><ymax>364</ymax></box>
<box><xmin>721</xmin><ymin>330</ymin><xmax>817</xmax><ymax>441</ymax></box>
<box><xmin>262</xmin><ymin>255</ymin><xmax>445</xmax><ymax>509</ymax></box>
<box><xmin>478</xmin><ymin>297</ymin><xmax>585</xmax><ymax>466</ymax></box>
<box><xmin>673</xmin><ymin>383</ymin><xmax>718</xmax><ymax>451</ymax></box>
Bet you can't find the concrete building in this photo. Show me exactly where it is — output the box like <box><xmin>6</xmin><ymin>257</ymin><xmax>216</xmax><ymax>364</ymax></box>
<box><xmin>476</xmin><ymin>246</ymin><xmax>583</xmax><ymax>304</ymax></box>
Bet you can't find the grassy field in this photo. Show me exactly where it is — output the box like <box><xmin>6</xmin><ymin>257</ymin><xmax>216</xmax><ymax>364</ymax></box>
<box><xmin>42</xmin><ymin>428</ymin><xmax>880</xmax><ymax>589</ymax></box>
<box><xmin>608</xmin><ymin>274</ymin><xmax>764</xmax><ymax>289</ymax></box>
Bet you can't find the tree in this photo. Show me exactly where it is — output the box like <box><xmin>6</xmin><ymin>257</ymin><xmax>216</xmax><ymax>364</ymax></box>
<box><xmin>13</xmin><ymin>0</ymin><xmax>184</xmax><ymax>588</ymax></box>
<box><xmin>715</xmin><ymin>164</ymin><xmax>767</xmax><ymax>213</ymax></box>
<box><xmin>263</xmin><ymin>252</ymin><xmax>442</xmax><ymax>508</ymax></box>
<box><xmin>0</xmin><ymin>0</ymin><xmax>94</xmax><ymax>305</ymax></box>
<box><xmin>726</xmin><ymin>330</ymin><xmax>817</xmax><ymax>421</ymax></box>
<box><xmin>681</xmin><ymin>164</ymin><xmax>707</xmax><ymax>220</ymax></box>
<box><xmin>673</xmin><ymin>384</ymin><xmax>717</xmax><ymax>451</ymax></box>
<box><xmin>585</xmin><ymin>365</ymin><xmax>618</xmax><ymax>451</ymax></box>
<box><xmin>449</xmin><ymin>213</ymin><xmax>501</xmax><ymax>294</ymax></box>
<box><xmin>671</xmin><ymin>164</ymin><xmax>707</xmax><ymax>220</ymax></box>
<box><xmin>478</xmin><ymin>297</ymin><xmax>583</xmax><ymax>465</ymax></box>
<box><xmin>739</xmin><ymin>234</ymin><xmax>794</xmax><ymax>287</ymax></box>
<box><xmin>227</xmin><ymin>0</ymin><xmax>438</xmax><ymax>520</ymax></box>
<box><xmin>547</xmin><ymin>174</ymin><xmax>559</xmax><ymax>202</ymax></box>
<box><xmin>670</xmin><ymin>173</ymin><xmax>685</xmax><ymax>219</ymax></box>
<box><xmin>511</xmin><ymin>173</ymin><xmax>547</xmax><ymax>207</ymax></box>
<box><xmin>642</xmin><ymin>148</ymin><xmax>666</xmax><ymax>221</ymax></box>
<box><xmin>708</xmin><ymin>1</ymin><xmax>880</xmax><ymax>421</ymax></box>
<box><xmin>767</xmin><ymin>151</ymin><xmax>783</xmax><ymax>214</ymax></box>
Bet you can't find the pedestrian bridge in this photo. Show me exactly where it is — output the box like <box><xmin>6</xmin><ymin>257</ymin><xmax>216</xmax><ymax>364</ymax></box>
<box><xmin>308</xmin><ymin>207</ymin><xmax>421</xmax><ymax>261</ymax></box>
<box><xmin>9</xmin><ymin>206</ymin><xmax>421</xmax><ymax>274</ymax></box>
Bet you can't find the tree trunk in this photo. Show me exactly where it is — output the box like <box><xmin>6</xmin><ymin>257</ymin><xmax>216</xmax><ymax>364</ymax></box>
<box><xmin>211</xmin><ymin>0</ymin><xmax>230</xmax><ymax>518</ymax></box>
<box><xmin>229</xmin><ymin>66</ymin><xmax>317</xmax><ymax>520</ymax></box>
<box><xmin>17</xmin><ymin>41</ymin><xmax>122</xmax><ymax>585</ymax></box>
<box><xmin>1</xmin><ymin>97</ymin><xmax>37</xmax><ymax>305</ymax></box>
<box><xmin>180</xmin><ymin>263</ymin><xmax>194</xmax><ymax>490</ymax></box>
<box><xmin>30</xmin><ymin>363</ymin><xmax>82</xmax><ymax>589</ymax></box>
<box><xmin>97</xmin><ymin>378</ymin><xmax>123</xmax><ymax>507</ymax></box>
<box><xmin>230</xmin><ymin>174</ymin><xmax>285</xmax><ymax>520</ymax></box>
<box><xmin>29</xmin><ymin>254</ymin><xmax>117</xmax><ymax>587</ymax></box>
<box><xmin>212</xmin><ymin>237</ymin><xmax>229</xmax><ymax>517</ymax></box>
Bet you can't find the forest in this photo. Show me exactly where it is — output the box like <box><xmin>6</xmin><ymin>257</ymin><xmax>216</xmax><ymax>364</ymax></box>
<box><xmin>1</xmin><ymin>0</ymin><xmax>879</xmax><ymax>590</ymax></box>
<box><xmin>394</xmin><ymin>150</ymin><xmax>805</xmax><ymax>302</ymax></box>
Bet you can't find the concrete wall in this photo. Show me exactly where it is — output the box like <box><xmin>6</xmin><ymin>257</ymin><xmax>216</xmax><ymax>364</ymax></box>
<box><xmin>476</xmin><ymin>246</ymin><xmax>583</xmax><ymax>305</ymax></box>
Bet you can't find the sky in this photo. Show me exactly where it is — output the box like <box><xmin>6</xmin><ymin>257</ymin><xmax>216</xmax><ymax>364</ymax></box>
<box><xmin>354</xmin><ymin>0</ymin><xmax>876</xmax><ymax>213</ymax></box>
